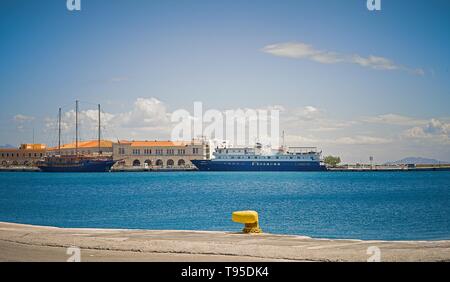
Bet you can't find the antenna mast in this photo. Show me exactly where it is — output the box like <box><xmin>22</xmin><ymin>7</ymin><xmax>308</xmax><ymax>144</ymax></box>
<box><xmin>75</xmin><ymin>100</ymin><xmax>79</xmax><ymax>156</ymax></box>
<box><xmin>58</xmin><ymin>108</ymin><xmax>61</xmax><ymax>155</ymax></box>
<box><xmin>98</xmin><ymin>104</ymin><xmax>101</xmax><ymax>155</ymax></box>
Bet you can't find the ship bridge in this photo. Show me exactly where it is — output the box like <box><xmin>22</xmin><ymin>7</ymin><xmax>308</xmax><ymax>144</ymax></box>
<box><xmin>286</xmin><ymin>147</ymin><xmax>320</xmax><ymax>155</ymax></box>
<box><xmin>214</xmin><ymin>147</ymin><xmax>258</xmax><ymax>157</ymax></box>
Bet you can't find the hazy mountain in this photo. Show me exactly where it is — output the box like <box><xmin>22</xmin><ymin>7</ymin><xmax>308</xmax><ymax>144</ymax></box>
<box><xmin>386</xmin><ymin>157</ymin><xmax>448</xmax><ymax>165</ymax></box>
<box><xmin>0</xmin><ymin>144</ymin><xmax>15</xmax><ymax>149</ymax></box>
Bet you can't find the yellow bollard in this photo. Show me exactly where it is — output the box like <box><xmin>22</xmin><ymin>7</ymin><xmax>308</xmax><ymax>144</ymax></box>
<box><xmin>232</xmin><ymin>210</ymin><xmax>262</xmax><ymax>233</ymax></box>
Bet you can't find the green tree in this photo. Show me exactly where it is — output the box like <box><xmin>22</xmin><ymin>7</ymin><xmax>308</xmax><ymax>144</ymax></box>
<box><xmin>324</xmin><ymin>155</ymin><xmax>341</xmax><ymax>167</ymax></box>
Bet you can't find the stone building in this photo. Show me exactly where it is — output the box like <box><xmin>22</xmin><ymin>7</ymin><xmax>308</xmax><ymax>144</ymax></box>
<box><xmin>0</xmin><ymin>144</ymin><xmax>47</xmax><ymax>167</ymax></box>
<box><xmin>112</xmin><ymin>140</ymin><xmax>210</xmax><ymax>168</ymax></box>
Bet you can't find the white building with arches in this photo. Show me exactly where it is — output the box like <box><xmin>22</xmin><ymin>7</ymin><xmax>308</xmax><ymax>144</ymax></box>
<box><xmin>112</xmin><ymin>140</ymin><xmax>210</xmax><ymax>169</ymax></box>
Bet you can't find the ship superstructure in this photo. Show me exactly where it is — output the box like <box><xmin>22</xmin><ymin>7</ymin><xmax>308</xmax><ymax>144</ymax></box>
<box><xmin>192</xmin><ymin>143</ymin><xmax>326</xmax><ymax>171</ymax></box>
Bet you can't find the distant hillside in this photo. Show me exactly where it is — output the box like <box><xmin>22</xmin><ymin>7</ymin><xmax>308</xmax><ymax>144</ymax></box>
<box><xmin>0</xmin><ymin>144</ymin><xmax>15</xmax><ymax>149</ymax></box>
<box><xmin>386</xmin><ymin>157</ymin><xmax>448</xmax><ymax>165</ymax></box>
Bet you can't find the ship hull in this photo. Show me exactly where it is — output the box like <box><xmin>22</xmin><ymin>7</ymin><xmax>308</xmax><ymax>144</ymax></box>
<box><xmin>38</xmin><ymin>160</ymin><xmax>116</xmax><ymax>173</ymax></box>
<box><xmin>191</xmin><ymin>160</ymin><xmax>327</xmax><ymax>172</ymax></box>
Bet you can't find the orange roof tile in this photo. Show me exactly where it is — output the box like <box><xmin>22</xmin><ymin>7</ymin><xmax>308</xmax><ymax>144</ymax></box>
<box><xmin>0</xmin><ymin>148</ymin><xmax>17</xmax><ymax>152</ymax></box>
<box><xmin>48</xmin><ymin>140</ymin><xmax>113</xmax><ymax>151</ymax></box>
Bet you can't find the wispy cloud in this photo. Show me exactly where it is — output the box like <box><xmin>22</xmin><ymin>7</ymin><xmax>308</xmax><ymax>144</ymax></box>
<box><xmin>14</xmin><ymin>114</ymin><xmax>35</xmax><ymax>123</ymax></box>
<box><xmin>333</xmin><ymin>135</ymin><xmax>392</xmax><ymax>145</ymax></box>
<box><xmin>282</xmin><ymin>106</ymin><xmax>357</xmax><ymax>132</ymax></box>
<box><xmin>361</xmin><ymin>114</ymin><xmax>427</xmax><ymax>126</ymax></box>
<box><xmin>13</xmin><ymin>114</ymin><xmax>35</xmax><ymax>131</ymax></box>
<box><xmin>262</xmin><ymin>42</ymin><xmax>342</xmax><ymax>64</ymax></box>
<box><xmin>44</xmin><ymin>98</ymin><xmax>173</xmax><ymax>140</ymax></box>
<box><xmin>361</xmin><ymin>114</ymin><xmax>450</xmax><ymax>144</ymax></box>
<box><xmin>113</xmin><ymin>97</ymin><xmax>171</xmax><ymax>130</ymax></box>
<box><xmin>262</xmin><ymin>42</ymin><xmax>424</xmax><ymax>75</ymax></box>
<box><xmin>402</xmin><ymin>119</ymin><xmax>450</xmax><ymax>144</ymax></box>
<box><xmin>286</xmin><ymin>134</ymin><xmax>391</xmax><ymax>146</ymax></box>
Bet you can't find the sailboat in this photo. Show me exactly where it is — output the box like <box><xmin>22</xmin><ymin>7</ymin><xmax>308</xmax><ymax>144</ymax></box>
<box><xmin>37</xmin><ymin>101</ymin><xmax>116</xmax><ymax>172</ymax></box>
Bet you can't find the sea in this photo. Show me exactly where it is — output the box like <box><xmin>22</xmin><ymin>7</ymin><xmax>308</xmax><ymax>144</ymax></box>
<box><xmin>0</xmin><ymin>171</ymin><xmax>449</xmax><ymax>240</ymax></box>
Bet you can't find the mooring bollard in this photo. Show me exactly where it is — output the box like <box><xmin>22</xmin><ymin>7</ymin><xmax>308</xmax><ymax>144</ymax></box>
<box><xmin>232</xmin><ymin>210</ymin><xmax>262</xmax><ymax>233</ymax></box>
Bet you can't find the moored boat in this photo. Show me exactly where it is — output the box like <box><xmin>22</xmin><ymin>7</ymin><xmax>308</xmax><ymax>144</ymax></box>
<box><xmin>37</xmin><ymin>101</ymin><xmax>116</xmax><ymax>172</ymax></box>
<box><xmin>192</xmin><ymin>143</ymin><xmax>326</xmax><ymax>172</ymax></box>
<box><xmin>37</xmin><ymin>156</ymin><xmax>116</xmax><ymax>172</ymax></box>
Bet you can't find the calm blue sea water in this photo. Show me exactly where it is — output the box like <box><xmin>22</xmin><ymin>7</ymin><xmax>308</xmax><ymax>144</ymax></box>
<box><xmin>0</xmin><ymin>171</ymin><xmax>449</xmax><ymax>240</ymax></box>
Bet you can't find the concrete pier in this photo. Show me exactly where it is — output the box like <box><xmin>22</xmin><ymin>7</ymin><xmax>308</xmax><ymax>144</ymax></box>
<box><xmin>1</xmin><ymin>222</ymin><xmax>449</xmax><ymax>262</ymax></box>
<box><xmin>0</xmin><ymin>167</ymin><xmax>40</xmax><ymax>172</ymax></box>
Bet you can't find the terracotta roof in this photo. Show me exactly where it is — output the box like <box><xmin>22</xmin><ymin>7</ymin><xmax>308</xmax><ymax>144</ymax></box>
<box><xmin>0</xmin><ymin>148</ymin><xmax>17</xmax><ymax>152</ymax></box>
<box><xmin>19</xmin><ymin>144</ymin><xmax>46</xmax><ymax>150</ymax></box>
<box><xmin>48</xmin><ymin>140</ymin><xmax>113</xmax><ymax>151</ymax></box>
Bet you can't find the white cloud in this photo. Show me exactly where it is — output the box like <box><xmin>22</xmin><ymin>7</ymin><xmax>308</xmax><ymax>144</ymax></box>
<box><xmin>333</xmin><ymin>135</ymin><xmax>392</xmax><ymax>145</ymax></box>
<box><xmin>362</xmin><ymin>114</ymin><xmax>427</xmax><ymax>126</ymax></box>
<box><xmin>114</xmin><ymin>98</ymin><xmax>171</xmax><ymax>129</ymax></box>
<box><xmin>351</xmin><ymin>55</ymin><xmax>398</xmax><ymax>70</ymax></box>
<box><xmin>14</xmin><ymin>114</ymin><xmax>35</xmax><ymax>123</ymax></box>
<box><xmin>423</xmin><ymin>119</ymin><xmax>450</xmax><ymax>136</ymax></box>
<box><xmin>13</xmin><ymin>114</ymin><xmax>35</xmax><ymax>131</ymax></box>
<box><xmin>291</xmin><ymin>105</ymin><xmax>322</xmax><ymax>121</ymax></box>
<box><xmin>282</xmin><ymin>106</ymin><xmax>357</xmax><ymax>133</ymax></box>
<box><xmin>284</xmin><ymin>134</ymin><xmax>322</xmax><ymax>145</ymax></box>
<box><xmin>262</xmin><ymin>42</ymin><xmax>424</xmax><ymax>75</ymax></box>
<box><xmin>43</xmin><ymin>98</ymin><xmax>173</xmax><ymax>141</ymax></box>
<box><xmin>285</xmin><ymin>134</ymin><xmax>391</xmax><ymax>146</ymax></box>
<box><xmin>403</xmin><ymin>119</ymin><xmax>450</xmax><ymax>143</ymax></box>
<box><xmin>262</xmin><ymin>42</ymin><xmax>342</xmax><ymax>64</ymax></box>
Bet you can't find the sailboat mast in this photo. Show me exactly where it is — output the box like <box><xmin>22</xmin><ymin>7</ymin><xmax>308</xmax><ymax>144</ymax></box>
<box><xmin>75</xmin><ymin>100</ymin><xmax>79</xmax><ymax>156</ymax></box>
<box><xmin>98</xmin><ymin>104</ymin><xmax>101</xmax><ymax>155</ymax></box>
<box><xmin>58</xmin><ymin>108</ymin><xmax>61</xmax><ymax>155</ymax></box>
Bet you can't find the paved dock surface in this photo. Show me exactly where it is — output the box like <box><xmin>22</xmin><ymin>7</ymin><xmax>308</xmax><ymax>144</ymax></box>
<box><xmin>1</xmin><ymin>222</ymin><xmax>449</xmax><ymax>262</ymax></box>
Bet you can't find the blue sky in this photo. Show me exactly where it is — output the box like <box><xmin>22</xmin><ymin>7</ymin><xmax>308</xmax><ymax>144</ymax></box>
<box><xmin>0</xmin><ymin>0</ymin><xmax>449</xmax><ymax>163</ymax></box>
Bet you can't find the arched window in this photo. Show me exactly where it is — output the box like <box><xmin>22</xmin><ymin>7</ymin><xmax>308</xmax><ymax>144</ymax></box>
<box><xmin>144</xmin><ymin>160</ymin><xmax>152</xmax><ymax>166</ymax></box>
<box><xmin>1</xmin><ymin>161</ymin><xmax>8</xmax><ymax>166</ymax></box>
<box><xmin>156</xmin><ymin>159</ymin><xmax>163</xmax><ymax>166</ymax></box>
<box><xmin>132</xmin><ymin>160</ymin><xmax>141</xmax><ymax>167</ymax></box>
<box><xmin>167</xmin><ymin>159</ymin><xmax>174</xmax><ymax>166</ymax></box>
<box><xmin>178</xmin><ymin>159</ymin><xmax>186</xmax><ymax>166</ymax></box>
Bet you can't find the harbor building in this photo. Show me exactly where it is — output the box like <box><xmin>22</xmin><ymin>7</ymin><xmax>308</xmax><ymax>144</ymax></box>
<box><xmin>0</xmin><ymin>144</ymin><xmax>47</xmax><ymax>167</ymax></box>
<box><xmin>46</xmin><ymin>140</ymin><xmax>113</xmax><ymax>156</ymax></box>
<box><xmin>112</xmin><ymin>140</ymin><xmax>210</xmax><ymax>168</ymax></box>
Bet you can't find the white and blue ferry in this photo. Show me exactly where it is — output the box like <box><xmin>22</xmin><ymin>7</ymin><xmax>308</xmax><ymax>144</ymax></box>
<box><xmin>192</xmin><ymin>143</ymin><xmax>326</xmax><ymax>171</ymax></box>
